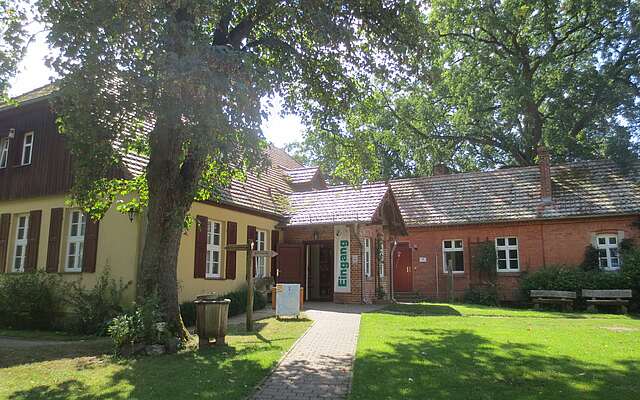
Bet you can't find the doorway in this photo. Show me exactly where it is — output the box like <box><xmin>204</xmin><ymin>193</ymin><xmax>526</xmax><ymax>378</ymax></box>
<box><xmin>393</xmin><ymin>243</ymin><xmax>413</xmax><ymax>292</ymax></box>
<box><xmin>305</xmin><ymin>241</ymin><xmax>333</xmax><ymax>301</ymax></box>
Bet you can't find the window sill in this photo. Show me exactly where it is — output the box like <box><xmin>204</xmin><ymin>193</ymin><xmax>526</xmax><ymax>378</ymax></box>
<box><xmin>496</xmin><ymin>271</ymin><xmax>521</xmax><ymax>277</ymax></box>
<box><xmin>61</xmin><ymin>270</ymin><xmax>83</xmax><ymax>274</ymax></box>
<box><xmin>205</xmin><ymin>276</ymin><xmax>224</xmax><ymax>280</ymax></box>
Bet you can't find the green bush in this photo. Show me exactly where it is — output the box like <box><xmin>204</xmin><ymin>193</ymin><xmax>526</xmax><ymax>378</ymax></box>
<box><xmin>463</xmin><ymin>286</ymin><xmax>498</xmax><ymax>306</ymax></box>
<box><xmin>218</xmin><ymin>287</ymin><xmax>267</xmax><ymax>317</ymax></box>
<box><xmin>0</xmin><ymin>272</ymin><xmax>65</xmax><ymax>330</ymax></box>
<box><xmin>179</xmin><ymin>301</ymin><xmax>196</xmax><ymax>326</ymax></box>
<box><xmin>66</xmin><ymin>270</ymin><xmax>131</xmax><ymax>335</ymax></box>
<box><xmin>107</xmin><ymin>297</ymin><xmax>161</xmax><ymax>352</ymax></box>
<box><xmin>179</xmin><ymin>287</ymin><xmax>268</xmax><ymax>325</ymax></box>
<box><xmin>521</xmin><ymin>266</ymin><xmax>585</xmax><ymax>293</ymax></box>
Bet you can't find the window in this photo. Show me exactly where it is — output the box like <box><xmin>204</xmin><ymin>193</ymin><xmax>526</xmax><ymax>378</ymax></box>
<box><xmin>443</xmin><ymin>240</ymin><xmax>464</xmax><ymax>273</ymax></box>
<box><xmin>206</xmin><ymin>220</ymin><xmax>222</xmax><ymax>278</ymax></box>
<box><xmin>66</xmin><ymin>210</ymin><xmax>86</xmax><ymax>272</ymax></box>
<box><xmin>363</xmin><ymin>238</ymin><xmax>372</xmax><ymax>277</ymax></box>
<box><xmin>255</xmin><ymin>229</ymin><xmax>267</xmax><ymax>278</ymax></box>
<box><xmin>596</xmin><ymin>234</ymin><xmax>620</xmax><ymax>271</ymax></box>
<box><xmin>0</xmin><ymin>138</ymin><xmax>8</xmax><ymax>168</ymax></box>
<box><xmin>12</xmin><ymin>214</ymin><xmax>29</xmax><ymax>272</ymax></box>
<box><xmin>21</xmin><ymin>132</ymin><xmax>34</xmax><ymax>165</ymax></box>
<box><xmin>496</xmin><ymin>237</ymin><xmax>519</xmax><ymax>272</ymax></box>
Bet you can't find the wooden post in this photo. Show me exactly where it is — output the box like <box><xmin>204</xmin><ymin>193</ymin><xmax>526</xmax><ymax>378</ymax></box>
<box><xmin>246</xmin><ymin>241</ymin><xmax>255</xmax><ymax>331</ymax></box>
<box><xmin>448</xmin><ymin>259</ymin><xmax>454</xmax><ymax>303</ymax></box>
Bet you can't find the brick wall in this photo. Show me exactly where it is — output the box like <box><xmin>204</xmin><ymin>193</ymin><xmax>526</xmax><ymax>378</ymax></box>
<box><xmin>282</xmin><ymin>223</ymin><xmax>393</xmax><ymax>304</ymax></box>
<box><xmin>398</xmin><ymin>215</ymin><xmax>639</xmax><ymax>301</ymax></box>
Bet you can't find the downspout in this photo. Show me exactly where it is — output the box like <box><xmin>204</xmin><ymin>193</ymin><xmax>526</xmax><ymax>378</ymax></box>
<box><xmin>390</xmin><ymin>239</ymin><xmax>398</xmax><ymax>303</ymax></box>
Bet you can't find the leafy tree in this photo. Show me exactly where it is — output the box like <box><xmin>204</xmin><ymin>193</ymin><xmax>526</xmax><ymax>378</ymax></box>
<box><xmin>0</xmin><ymin>0</ymin><xmax>27</xmax><ymax>100</ymax></box>
<box><xmin>297</xmin><ymin>0</ymin><xmax>640</xmax><ymax>183</ymax></box>
<box><xmin>37</xmin><ymin>0</ymin><xmax>424</xmax><ymax>338</ymax></box>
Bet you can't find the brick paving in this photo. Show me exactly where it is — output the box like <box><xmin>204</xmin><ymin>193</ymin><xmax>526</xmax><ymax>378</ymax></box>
<box><xmin>252</xmin><ymin>302</ymin><xmax>381</xmax><ymax>400</ymax></box>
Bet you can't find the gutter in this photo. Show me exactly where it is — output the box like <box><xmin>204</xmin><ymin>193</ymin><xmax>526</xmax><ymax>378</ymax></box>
<box><xmin>390</xmin><ymin>239</ymin><xmax>398</xmax><ymax>303</ymax></box>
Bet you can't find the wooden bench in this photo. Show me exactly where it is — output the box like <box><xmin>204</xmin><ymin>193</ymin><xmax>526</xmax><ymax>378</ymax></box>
<box><xmin>582</xmin><ymin>289</ymin><xmax>633</xmax><ymax>314</ymax></box>
<box><xmin>530</xmin><ymin>290</ymin><xmax>577</xmax><ymax>311</ymax></box>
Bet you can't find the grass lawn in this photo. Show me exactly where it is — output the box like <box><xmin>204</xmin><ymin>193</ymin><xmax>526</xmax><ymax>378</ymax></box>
<box><xmin>1</xmin><ymin>318</ymin><xmax>311</xmax><ymax>400</ymax></box>
<box><xmin>351</xmin><ymin>303</ymin><xmax>640</xmax><ymax>400</ymax></box>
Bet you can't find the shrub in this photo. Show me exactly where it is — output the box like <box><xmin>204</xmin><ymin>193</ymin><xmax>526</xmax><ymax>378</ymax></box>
<box><xmin>463</xmin><ymin>286</ymin><xmax>498</xmax><ymax>306</ymax></box>
<box><xmin>0</xmin><ymin>272</ymin><xmax>65</xmax><ymax>330</ymax></box>
<box><xmin>107</xmin><ymin>297</ymin><xmax>161</xmax><ymax>353</ymax></box>
<box><xmin>179</xmin><ymin>301</ymin><xmax>196</xmax><ymax>326</ymax></box>
<box><xmin>218</xmin><ymin>287</ymin><xmax>267</xmax><ymax>317</ymax></box>
<box><xmin>520</xmin><ymin>266</ymin><xmax>585</xmax><ymax>294</ymax></box>
<box><xmin>471</xmin><ymin>241</ymin><xmax>497</xmax><ymax>283</ymax></box>
<box><xmin>66</xmin><ymin>270</ymin><xmax>131</xmax><ymax>335</ymax></box>
<box><xmin>581</xmin><ymin>245</ymin><xmax>600</xmax><ymax>271</ymax></box>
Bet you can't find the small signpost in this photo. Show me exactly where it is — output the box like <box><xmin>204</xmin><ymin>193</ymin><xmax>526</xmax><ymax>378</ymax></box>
<box><xmin>225</xmin><ymin>243</ymin><xmax>278</xmax><ymax>331</ymax></box>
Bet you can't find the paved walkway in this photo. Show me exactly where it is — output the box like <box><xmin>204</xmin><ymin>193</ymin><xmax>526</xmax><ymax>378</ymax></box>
<box><xmin>252</xmin><ymin>302</ymin><xmax>382</xmax><ymax>400</ymax></box>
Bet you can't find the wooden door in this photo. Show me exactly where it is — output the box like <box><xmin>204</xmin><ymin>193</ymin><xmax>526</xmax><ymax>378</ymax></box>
<box><xmin>393</xmin><ymin>243</ymin><xmax>413</xmax><ymax>292</ymax></box>
<box><xmin>277</xmin><ymin>243</ymin><xmax>305</xmax><ymax>286</ymax></box>
<box><xmin>318</xmin><ymin>245</ymin><xmax>333</xmax><ymax>300</ymax></box>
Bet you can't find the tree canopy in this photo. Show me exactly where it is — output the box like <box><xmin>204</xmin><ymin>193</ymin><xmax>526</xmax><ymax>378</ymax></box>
<box><xmin>0</xmin><ymin>0</ymin><xmax>26</xmax><ymax>100</ymax></box>
<box><xmin>295</xmin><ymin>0</ymin><xmax>640</xmax><ymax>183</ymax></box>
<box><xmin>37</xmin><ymin>0</ymin><xmax>425</xmax><ymax>336</ymax></box>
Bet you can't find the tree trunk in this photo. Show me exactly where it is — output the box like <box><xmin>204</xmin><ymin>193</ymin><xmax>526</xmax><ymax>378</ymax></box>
<box><xmin>138</xmin><ymin>184</ymin><xmax>192</xmax><ymax>340</ymax></box>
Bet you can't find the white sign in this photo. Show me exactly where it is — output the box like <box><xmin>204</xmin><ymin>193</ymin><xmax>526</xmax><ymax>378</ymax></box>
<box><xmin>275</xmin><ymin>284</ymin><xmax>301</xmax><ymax>318</ymax></box>
<box><xmin>419</xmin><ymin>256</ymin><xmax>427</xmax><ymax>263</ymax></box>
<box><xmin>334</xmin><ymin>225</ymin><xmax>351</xmax><ymax>293</ymax></box>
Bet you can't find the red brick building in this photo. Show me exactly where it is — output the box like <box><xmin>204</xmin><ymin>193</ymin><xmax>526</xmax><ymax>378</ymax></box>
<box><xmin>275</xmin><ymin>148</ymin><xmax>640</xmax><ymax>303</ymax></box>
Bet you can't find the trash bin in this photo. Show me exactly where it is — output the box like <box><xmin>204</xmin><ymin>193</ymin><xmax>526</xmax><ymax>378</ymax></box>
<box><xmin>194</xmin><ymin>295</ymin><xmax>231</xmax><ymax>347</ymax></box>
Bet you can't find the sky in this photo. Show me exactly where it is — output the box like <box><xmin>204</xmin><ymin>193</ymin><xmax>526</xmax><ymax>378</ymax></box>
<box><xmin>8</xmin><ymin>26</ymin><xmax>305</xmax><ymax>149</ymax></box>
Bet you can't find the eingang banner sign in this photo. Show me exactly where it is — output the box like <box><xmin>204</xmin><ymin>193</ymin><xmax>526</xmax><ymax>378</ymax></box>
<box><xmin>334</xmin><ymin>225</ymin><xmax>351</xmax><ymax>293</ymax></box>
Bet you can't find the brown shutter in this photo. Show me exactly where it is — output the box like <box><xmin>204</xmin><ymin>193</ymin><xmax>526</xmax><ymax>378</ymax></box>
<box><xmin>0</xmin><ymin>214</ymin><xmax>10</xmax><ymax>273</ymax></box>
<box><xmin>24</xmin><ymin>210</ymin><xmax>42</xmax><ymax>272</ymax></box>
<box><xmin>12</xmin><ymin>131</ymin><xmax>24</xmax><ymax>166</ymax></box>
<box><xmin>194</xmin><ymin>215</ymin><xmax>207</xmax><ymax>279</ymax></box>
<box><xmin>271</xmin><ymin>230</ymin><xmax>279</xmax><ymax>278</ymax></box>
<box><xmin>225</xmin><ymin>221</ymin><xmax>237</xmax><ymax>280</ymax></box>
<box><xmin>247</xmin><ymin>225</ymin><xmax>257</xmax><ymax>276</ymax></box>
<box><xmin>46</xmin><ymin>208</ymin><xmax>64</xmax><ymax>273</ymax></box>
<box><xmin>82</xmin><ymin>217</ymin><xmax>100</xmax><ymax>273</ymax></box>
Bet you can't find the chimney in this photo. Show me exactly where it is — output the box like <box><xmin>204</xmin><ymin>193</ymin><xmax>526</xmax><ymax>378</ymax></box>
<box><xmin>538</xmin><ymin>145</ymin><xmax>552</xmax><ymax>204</ymax></box>
<box><xmin>433</xmin><ymin>163</ymin><xmax>450</xmax><ymax>176</ymax></box>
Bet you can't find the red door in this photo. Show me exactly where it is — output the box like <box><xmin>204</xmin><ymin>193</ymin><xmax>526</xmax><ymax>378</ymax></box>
<box><xmin>277</xmin><ymin>244</ymin><xmax>305</xmax><ymax>286</ymax></box>
<box><xmin>393</xmin><ymin>243</ymin><xmax>413</xmax><ymax>292</ymax></box>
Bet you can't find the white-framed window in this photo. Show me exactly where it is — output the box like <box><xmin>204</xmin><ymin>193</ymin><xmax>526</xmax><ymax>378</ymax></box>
<box><xmin>496</xmin><ymin>237</ymin><xmax>519</xmax><ymax>272</ymax></box>
<box><xmin>255</xmin><ymin>229</ymin><xmax>267</xmax><ymax>278</ymax></box>
<box><xmin>206</xmin><ymin>220</ymin><xmax>222</xmax><ymax>278</ymax></box>
<box><xmin>12</xmin><ymin>214</ymin><xmax>29</xmax><ymax>272</ymax></box>
<box><xmin>596</xmin><ymin>234</ymin><xmax>620</xmax><ymax>271</ymax></box>
<box><xmin>443</xmin><ymin>239</ymin><xmax>464</xmax><ymax>273</ymax></box>
<box><xmin>65</xmin><ymin>210</ymin><xmax>86</xmax><ymax>272</ymax></box>
<box><xmin>377</xmin><ymin>239</ymin><xmax>384</xmax><ymax>278</ymax></box>
<box><xmin>0</xmin><ymin>137</ymin><xmax>9</xmax><ymax>168</ymax></box>
<box><xmin>21</xmin><ymin>132</ymin><xmax>34</xmax><ymax>166</ymax></box>
<box><xmin>363</xmin><ymin>237</ymin><xmax>372</xmax><ymax>277</ymax></box>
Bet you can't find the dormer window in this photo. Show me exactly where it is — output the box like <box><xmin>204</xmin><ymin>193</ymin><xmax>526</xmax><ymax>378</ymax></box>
<box><xmin>0</xmin><ymin>137</ymin><xmax>8</xmax><ymax>168</ymax></box>
<box><xmin>22</xmin><ymin>132</ymin><xmax>34</xmax><ymax>165</ymax></box>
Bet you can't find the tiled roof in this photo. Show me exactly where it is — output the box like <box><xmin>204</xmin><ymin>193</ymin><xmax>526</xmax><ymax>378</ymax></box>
<box><xmin>283</xmin><ymin>166</ymin><xmax>321</xmax><ymax>184</ymax></box>
<box><xmin>0</xmin><ymin>84</ymin><xmax>58</xmax><ymax>111</ymax></box>
<box><xmin>390</xmin><ymin>160</ymin><xmax>640</xmax><ymax>227</ymax></box>
<box><xmin>285</xmin><ymin>182</ymin><xmax>390</xmax><ymax>226</ymax></box>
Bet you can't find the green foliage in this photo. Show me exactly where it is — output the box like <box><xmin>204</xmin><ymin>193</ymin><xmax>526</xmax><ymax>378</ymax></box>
<box><xmin>0</xmin><ymin>0</ymin><xmax>27</xmax><ymax>100</ymax></box>
<box><xmin>471</xmin><ymin>241</ymin><xmax>497</xmax><ymax>282</ymax></box>
<box><xmin>180</xmin><ymin>287</ymin><xmax>268</xmax><ymax>326</ymax></box>
<box><xmin>463</xmin><ymin>286</ymin><xmax>499</xmax><ymax>306</ymax></box>
<box><xmin>107</xmin><ymin>297</ymin><xmax>161</xmax><ymax>351</ymax></box>
<box><xmin>581</xmin><ymin>245</ymin><xmax>600</xmax><ymax>272</ymax></box>
<box><xmin>297</xmin><ymin>0</ymin><xmax>640</xmax><ymax>182</ymax></box>
<box><xmin>0</xmin><ymin>272</ymin><xmax>65</xmax><ymax>330</ymax></box>
<box><xmin>179</xmin><ymin>301</ymin><xmax>196</xmax><ymax>327</ymax></box>
<box><xmin>66</xmin><ymin>270</ymin><xmax>131</xmax><ymax>335</ymax></box>
<box><xmin>218</xmin><ymin>287</ymin><xmax>267</xmax><ymax>318</ymax></box>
